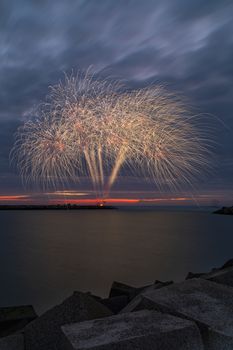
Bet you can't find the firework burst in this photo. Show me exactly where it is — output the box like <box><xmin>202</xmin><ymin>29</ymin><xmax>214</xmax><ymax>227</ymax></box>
<box><xmin>11</xmin><ymin>72</ymin><xmax>212</xmax><ymax>197</ymax></box>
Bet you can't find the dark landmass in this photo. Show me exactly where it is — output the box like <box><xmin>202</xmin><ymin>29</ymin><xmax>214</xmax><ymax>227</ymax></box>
<box><xmin>0</xmin><ymin>204</ymin><xmax>117</xmax><ymax>210</ymax></box>
<box><xmin>213</xmin><ymin>206</ymin><xmax>233</xmax><ymax>215</ymax></box>
<box><xmin>1</xmin><ymin>258</ymin><xmax>233</xmax><ymax>349</ymax></box>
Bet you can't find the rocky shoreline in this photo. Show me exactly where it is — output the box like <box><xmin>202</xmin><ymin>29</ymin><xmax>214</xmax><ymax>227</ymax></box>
<box><xmin>0</xmin><ymin>204</ymin><xmax>117</xmax><ymax>210</ymax></box>
<box><xmin>213</xmin><ymin>206</ymin><xmax>233</xmax><ymax>215</ymax></box>
<box><xmin>1</xmin><ymin>258</ymin><xmax>233</xmax><ymax>349</ymax></box>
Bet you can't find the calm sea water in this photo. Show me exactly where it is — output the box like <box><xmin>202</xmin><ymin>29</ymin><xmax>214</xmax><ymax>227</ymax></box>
<box><xmin>0</xmin><ymin>207</ymin><xmax>232</xmax><ymax>314</ymax></box>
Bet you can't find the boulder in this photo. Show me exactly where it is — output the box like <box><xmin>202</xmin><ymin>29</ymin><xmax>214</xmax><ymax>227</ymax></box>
<box><xmin>109</xmin><ymin>281</ymin><xmax>141</xmax><ymax>300</ymax></box>
<box><xmin>0</xmin><ymin>305</ymin><xmax>37</xmax><ymax>338</ymax></box>
<box><xmin>213</xmin><ymin>206</ymin><xmax>233</xmax><ymax>215</ymax></box>
<box><xmin>0</xmin><ymin>334</ymin><xmax>24</xmax><ymax>350</ymax></box>
<box><xmin>24</xmin><ymin>292</ymin><xmax>113</xmax><ymax>350</ymax></box>
<box><xmin>99</xmin><ymin>295</ymin><xmax>129</xmax><ymax>314</ymax></box>
<box><xmin>186</xmin><ymin>272</ymin><xmax>206</xmax><ymax>280</ymax></box>
<box><xmin>121</xmin><ymin>278</ymin><xmax>233</xmax><ymax>350</ymax></box>
<box><xmin>109</xmin><ymin>280</ymin><xmax>172</xmax><ymax>301</ymax></box>
<box><xmin>62</xmin><ymin>309</ymin><xmax>203</xmax><ymax>350</ymax></box>
<box><xmin>221</xmin><ymin>259</ymin><xmax>233</xmax><ymax>270</ymax></box>
<box><xmin>185</xmin><ymin>258</ymin><xmax>233</xmax><ymax>288</ymax></box>
<box><xmin>89</xmin><ymin>293</ymin><xmax>129</xmax><ymax>314</ymax></box>
<box><xmin>203</xmin><ymin>266</ymin><xmax>233</xmax><ymax>288</ymax></box>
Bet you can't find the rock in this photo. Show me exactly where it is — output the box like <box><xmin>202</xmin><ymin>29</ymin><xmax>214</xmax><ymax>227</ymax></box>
<box><xmin>221</xmin><ymin>259</ymin><xmax>233</xmax><ymax>269</ymax></box>
<box><xmin>0</xmin><ymin>334</ymin><xmax>24</xmax><ymax>350</ymax></box>
<box><xmin>24</xmin><ymin>292</ymin><xmax>113</xmax><ymax>350</ymax></box>
<box><xmin>186</xmin><ymin>272</ymin><xmax>206</xmax><ymax>280</ymax></box>
<box><xmin>99</xmin><ymin>295</ymin><xmax>129</xmax><ymax>314</ymax></box>
<box><xmin>109</xmin><ymin>281</ymin><xmax>140</xmax><ymax>300</ymax></box>
<box><xmin>0</xmin><ymin>305</ymin><xmax>37</xmax><ymax>338</ymax></box>
<box><xmin>121</xmin><ymin>278</ymin><xmax>233</xmax><ymax>350</ymax></box>
<box><xmin>185</xmin><ymin>258</ymin><xmax>233</xmax><ymax>288</ymax></box>
<box><xmin>109</xmin><ymin>280</ymin><xmax>172</xmax><ymax>301</ymax></box>
<box><xmin>203</xmin><ymin>266</ymin><xmax>233</xmax><ymax>288</ymax></box>
<box><xmin>87</xmin><ymin>292</ymin><xmax>129</xmax><ymax>314</ymax></box>
<box><xmin>213</xmin><ymin>206</ymin><xmax>233</xmax><ymax>215</ymax></box>
<box><xmin>151</xmin><ymin>280</ymin><xmax>173</xmax><ymax>289</ymax></box>
<box><xmin>62</xmin><ymin>309</ymin><xmax>203</xmax><ymax>350</ymax></box>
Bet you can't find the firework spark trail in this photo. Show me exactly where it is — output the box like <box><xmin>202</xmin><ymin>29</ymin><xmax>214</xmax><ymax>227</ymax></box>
<box><xmin>11</xmin><ymin>72</ymin><xmax>212</xmax><ymax>198</ymax></box>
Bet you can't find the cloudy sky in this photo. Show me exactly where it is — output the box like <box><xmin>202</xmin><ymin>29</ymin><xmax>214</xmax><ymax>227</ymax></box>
<box><xmin>0</xmin><ymin>0</ymin><xmax>233</xmax><ymax>205</ymax></box>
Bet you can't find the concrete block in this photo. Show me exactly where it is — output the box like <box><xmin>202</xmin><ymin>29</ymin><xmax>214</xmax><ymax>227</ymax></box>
<box><xmin>186</xmin><ymin>272</ymin><xmax>206</xmax><ymax>280</ymax></box>
<box><xmin>221</xmin><ymin>259</ymin><xmax>233</xmax><ymax>269</ymax></box>
<box><xmin>0</xmin><ymin>305</ymin><xmax>37</xmax><ymax>337</ymax></box>
<box><xmin>62</xmin><ymin>309</ymin><xmax>203</xmax><ymax>350</ymax></box>
<box><xmin>204</xmin><ymin>266</ymin><xmax>233</xmax><ymax>288</ymax></box>
<box><xmin>24</xmin><ymin>292</ymin><xmax>113</xmax><ymax>350</ymax></box>
<box><xmin>0</xmin><ymin>334</ymin><xmax>24</xmax><ymax>350</ymax></box>
<box><xmin>109</xmin><ymin>281</ymin><xmax>141</xmax><ymax>300</ymax></box>
<box><xmin>121</xmin><ymin>278</ymin><xmax>233</xmax><ymax>350</ymax></box>
<box><xmin>100</xmin><ymin>296</ymin><xmax>129</xmax><ymax>314</ymax></box>
<box><xmin>109</xmin><ymin>280</ymin><xmax>172</xmax><ymax>301</ymax></box>
<box><xmin>186</xmin><ymin>258</ymin><xmax>233</xmax><ymax>286</ymax></box>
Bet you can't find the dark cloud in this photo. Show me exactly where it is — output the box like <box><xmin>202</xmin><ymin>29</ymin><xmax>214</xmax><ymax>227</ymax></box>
<box><xmin>0</xmin><ymin>0</ymin><xmax>232</xmax><ymax>198</ymax></box>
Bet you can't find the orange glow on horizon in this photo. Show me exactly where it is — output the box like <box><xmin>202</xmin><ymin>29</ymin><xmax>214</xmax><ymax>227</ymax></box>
<box><xmin>0</xmin><ymin>195</ymin><xmax>29</xmax><ymax>201</ymax></box>
<box><xmin>47</xmin><ymin>197</ymin><xmax>189</xmax><ymax>205</ymax></box>
<box><xmin>0</xmin><ymin>193</ymin><xmax>195</xmax><ymax>205</ymax></box>
<box><xmin>48</xmin><ymin>198</ymin><xmax>140</xmax><ymax>204</ymax></box>
<box><xmin>0</xmin><ymin>192</ymin><xmax>226</xmax><ymax>205</ymax></box>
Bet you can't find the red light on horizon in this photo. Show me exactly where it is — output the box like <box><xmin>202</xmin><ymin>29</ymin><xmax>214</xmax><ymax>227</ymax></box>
<box><xmin>48</xmin><ymin>198</ymin><xmax>140</xmax><ymax>205</ymax></box>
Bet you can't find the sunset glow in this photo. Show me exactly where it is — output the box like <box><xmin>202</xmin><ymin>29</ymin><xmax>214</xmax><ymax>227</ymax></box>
<box><xmin>0</xmin><ymin>195</ymin><xmax>30</xmax><ymax>201</ymax></box>
<box><xmin>0</xmin><ymin>192</ymin><xmax>229</xmax><ymax>206</ymax></box>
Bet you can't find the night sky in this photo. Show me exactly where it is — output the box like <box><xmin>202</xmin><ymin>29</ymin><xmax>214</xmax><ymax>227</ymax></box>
<box><xmin>0</xmin><ymin>0</ymin><xmax>233</xmax><ymax>205</ymax></box>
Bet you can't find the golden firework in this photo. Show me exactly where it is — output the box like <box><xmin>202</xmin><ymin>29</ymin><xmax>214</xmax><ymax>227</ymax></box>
<box><xmin>11</xmin><ymin>72</ymin><xmax>211</xmax><ymax>197</ymax></box>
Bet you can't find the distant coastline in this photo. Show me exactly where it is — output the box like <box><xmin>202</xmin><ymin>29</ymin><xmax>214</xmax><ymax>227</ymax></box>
<box><xmin>0</xmin><ymin>204</ymin><xmax>117</xmax><ymax>210</ymax></box>
<box><xmin>213</xmin><ymin>206</ymin><xmax>233</xmax><ymax>215</ymax></box>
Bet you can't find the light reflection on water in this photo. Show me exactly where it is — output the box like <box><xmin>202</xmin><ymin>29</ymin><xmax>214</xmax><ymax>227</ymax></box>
<box><xmin>0</xmin><ymin>208</ymin><xmax>232</xmax><ymax>314</ymax></box>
